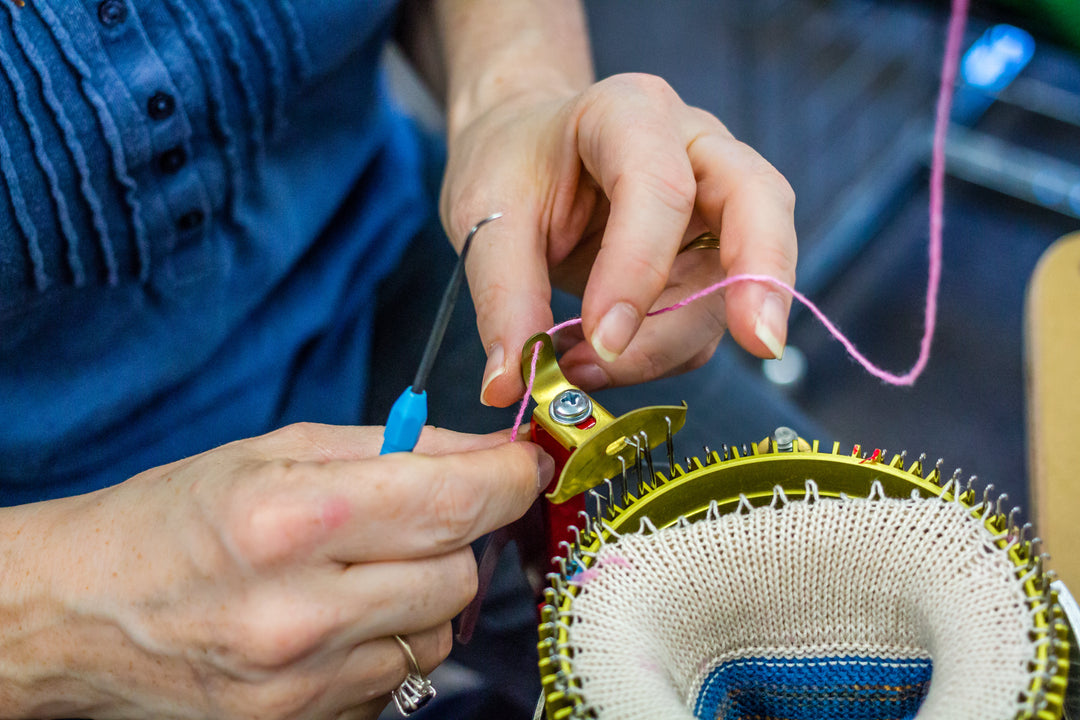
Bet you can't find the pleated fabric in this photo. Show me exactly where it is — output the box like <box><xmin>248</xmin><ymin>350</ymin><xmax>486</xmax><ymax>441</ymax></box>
<box><xmin>0</xmin><ymin>0</ymin><xmax>431</xmax><ymax>503</ymax></box>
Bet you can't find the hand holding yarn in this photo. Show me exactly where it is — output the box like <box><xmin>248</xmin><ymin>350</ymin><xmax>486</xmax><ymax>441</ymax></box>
<box><xmin>440</xmin><ymin>73</ymin><xmax>798</xmax><ymax>408</ymax></box>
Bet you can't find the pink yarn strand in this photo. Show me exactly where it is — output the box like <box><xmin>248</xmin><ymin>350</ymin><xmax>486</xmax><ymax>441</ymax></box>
<box><xmin>549</xmin><ymin>317</ymin><xmax>584</xmax><ymax>336</ymax></box>
<box><xmin>511</xmin><ymin>341</ymin><xmax>543</xmax><ymax>441</ymax></box>
<box><xmin>509</xmin><ymin>0</ymin><xmax>968</xmax><ymax>442</ymax></box>
<box><xmin>918</xmin><ymin>0</ymin><xmax>970</xmax><ymax>379</ymax></box>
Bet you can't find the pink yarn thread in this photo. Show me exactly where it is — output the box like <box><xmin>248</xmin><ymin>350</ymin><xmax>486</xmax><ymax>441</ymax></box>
<box><xmin>510</xmin><ymin>0</ymin><xmax>968</xmax><ymax>443</ymax></box>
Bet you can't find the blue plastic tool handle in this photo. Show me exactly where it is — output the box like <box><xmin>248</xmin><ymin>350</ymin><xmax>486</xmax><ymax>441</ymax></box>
<box><xmin>380</xmin><ymin>386</ymin><xmax>428</xmax><ymax>455</ymax></box>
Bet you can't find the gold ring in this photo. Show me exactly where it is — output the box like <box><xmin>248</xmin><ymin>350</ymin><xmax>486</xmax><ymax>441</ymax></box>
<box><xmin>679</xmin><ymin>232</ymin><xmax>721</xmax><ymax>254</ymax></box>
<box><xmin>391</xmin><ymin>634</ymin><xmax>436</xmax><ymax>715</ymax></box>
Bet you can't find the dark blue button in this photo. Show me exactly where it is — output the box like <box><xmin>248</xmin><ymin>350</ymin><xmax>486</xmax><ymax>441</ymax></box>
<box><xmin>97</xmin><ymin>0</ymin><xmax>128</xmax><ymax>26</ymax></box>
<box><xmin>176</xmin><ymin>209</ymin><xmax>205</xmax><ymax>231</ymax></box>
<box><xmin>157</xmin><ymin>146</ymin><xmax>186</xmax><ymax>175</ymax></box>
<box><xmin>147</xmin><ymin>92</ymin><xmax>176</xmax><ymax>121</ymax></box>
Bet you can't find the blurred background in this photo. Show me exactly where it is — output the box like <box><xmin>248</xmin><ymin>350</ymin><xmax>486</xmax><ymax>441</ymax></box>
<box><xmin>580</xmin><ymin>0</ymin><xmax>1080</xmax><ymax>513</ymax></box>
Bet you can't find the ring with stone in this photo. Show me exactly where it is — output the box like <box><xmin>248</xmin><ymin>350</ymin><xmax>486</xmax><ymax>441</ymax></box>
<box><xmin>391</xmin><ymin>634</ymin><xmax>436</xmax><ymax>716</ymax></box>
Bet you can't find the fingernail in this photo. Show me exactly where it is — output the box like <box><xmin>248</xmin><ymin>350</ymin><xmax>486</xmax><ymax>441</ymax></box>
<box><xmin>479</xmin><ymin>343</ymin><xmax>505</xmax><ymax>407</ymax></box>
<box><xmin>564</xmin><ymin>363</ymin><xmax>610</xmax><ymax>392</ymax></box>
<box><xmin>754</xmin><ymin>292</ymin><xmax>788</xmax><ymax>360</ymax></box>
<box><xmin>591</xmin><ymin>302</ymin><xmax>639</xmax><ymax>363</ymax></box>
<box><xmin>537</xmin><ymin>451</ymin><xmax>555</xmax><ymax>493</ymax></box>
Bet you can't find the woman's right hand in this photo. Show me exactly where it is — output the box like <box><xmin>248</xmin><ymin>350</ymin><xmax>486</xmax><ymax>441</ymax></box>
<box><xmin>0</xmin><ymin>423</ymin><xmax>552</xmax><ymax>720</ymax></box>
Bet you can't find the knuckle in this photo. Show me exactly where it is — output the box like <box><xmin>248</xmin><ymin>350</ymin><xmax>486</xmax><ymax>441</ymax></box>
<box><xmin>279</xmin><ymin>420</ymin><xmax>319</xmax><ymax>441</ymax></box>
<box><xmin>470</xmin><ymin>278</ymin><xmax>511</xmax><ymax>319</ymax></box>
<box><xmin>228</xmin><ymin>505</ymin><xmax>283</xmax><ymax>567</ymax></box>
<box><xmin>433</xmin><ymin>623</ymin><xmax>454</xmax><ymax>665</ymax></box>
<box><xmin>616</xmin><ymin>72</ymin><xmax>680</xmax><ymax>105</ymax></box>
<box><xmin>643</xmin><ymin>344</ymin><xmax>679</xmax><ymax>380</ymax></box>
<box><xmin>757</xmin><ymin>238</ymin><xmax>798</xmax><ymax>284</ymax></box>
<box><xmin>450</xmin><ymin>547</ymin><xmax>480</xmax><ymax>604</ymax></box>
<box><xmin>215</xmin><ymin>599</ymin><xmax>324</xmax><ymax>673</ymax></box>
<box><xmin>225</xmin><ymin>464</ymin><xmax>317</xmax><ymax>568</ymax></box>
<box><xmin>611</xmin><ymin>250</ymin><xmax>668</xmax><ymax>298</ymax></box>
<box><xmin>623</xmin><ymin>165</ymin><xmax>697</xmax><ymax>218</ymax></box>
<box><xmin>260</xmin><ymin>421</ymin><xmax>319</xmax><ymax>453</ymax></box>
<box><xmin>429</xmin><ymin>471</ymin><xmax>483</xmax><ymax>547</ymax></box>
<box><xmin>739</xmin><ymin>146</ymin><xmax>796</xmax><ymax>211</ymax></box>
<box><xmin>761</xmin><ymin>168</ymin><xmax>797</xmax><ymax>212</ymax></box>
<box><xmin>441</xmin><ymin>192</ymin><xmax>496</xmax><ymax>250</ymax></box>
<box><xmin>688</xmin><ymin>106</ymin><xmax>732</xmax><ymax>137</ymax></box>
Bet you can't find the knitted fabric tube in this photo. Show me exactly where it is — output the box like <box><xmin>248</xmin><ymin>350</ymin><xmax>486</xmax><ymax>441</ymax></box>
<box><xmin>564</xmin><ymin>493</ymin><xmax>1038</xmax><ymax>720</ymax></box>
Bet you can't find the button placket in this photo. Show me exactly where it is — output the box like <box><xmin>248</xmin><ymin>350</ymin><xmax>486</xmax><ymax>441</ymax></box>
<box><xmin>72</xmin><ymin>0</ymin><xmax>217</xmax><ymax>285</ymax></box>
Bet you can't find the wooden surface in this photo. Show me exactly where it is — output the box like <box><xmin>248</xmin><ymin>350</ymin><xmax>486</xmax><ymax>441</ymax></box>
<box><xmin>1026</xmin><ymin>231</ymin><xmax>1080</xmax><ymax>590</ymax></box>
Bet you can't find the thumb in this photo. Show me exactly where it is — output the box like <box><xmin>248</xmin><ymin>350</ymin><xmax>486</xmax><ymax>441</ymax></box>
<box><xmin>465</xmin><ymin>212</ymin><xmax>555</xmax><ymax>408</ymax></box>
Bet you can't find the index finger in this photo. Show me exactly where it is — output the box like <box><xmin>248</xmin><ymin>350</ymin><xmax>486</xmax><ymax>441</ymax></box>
<box><xmin>320</xmin><ymin>440</ymin><xmax>554</xmax><ymax>563</ymax></box>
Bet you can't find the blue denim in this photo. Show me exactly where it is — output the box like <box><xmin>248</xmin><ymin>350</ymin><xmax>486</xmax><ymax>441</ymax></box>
<box><xmin>0</xmin><ymin>0</ymin><xmax>428</xmax><ymax>503</ymax></box>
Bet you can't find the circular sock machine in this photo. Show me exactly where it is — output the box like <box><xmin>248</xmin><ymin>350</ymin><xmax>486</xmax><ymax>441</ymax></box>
<box><xmin>510</xmin><ymin>333</ymin><xmax>1078</xmax><ymax>720</ymax></box>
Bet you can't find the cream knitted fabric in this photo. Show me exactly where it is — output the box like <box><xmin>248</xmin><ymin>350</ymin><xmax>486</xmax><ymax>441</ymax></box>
<box><xmin>565</xmin><ymin>488</ymin><xmax>1035</xmax><ymax>719</ymax></box>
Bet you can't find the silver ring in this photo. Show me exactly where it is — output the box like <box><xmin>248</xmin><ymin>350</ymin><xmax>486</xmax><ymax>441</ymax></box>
<box><xmin>391</xmin><ymin>635</ymin><xmax>436</xmax><ymax>716</ymax></box>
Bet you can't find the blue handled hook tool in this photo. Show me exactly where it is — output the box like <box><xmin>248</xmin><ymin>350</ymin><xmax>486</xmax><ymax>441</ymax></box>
<box><xmin>380</xmin><ymin>213</ymin><xmax>503</xmax><ymax>455</ymax></box>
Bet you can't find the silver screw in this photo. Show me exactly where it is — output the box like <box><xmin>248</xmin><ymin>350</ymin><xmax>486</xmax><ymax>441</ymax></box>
<box><xmin>550</xmin><ymin>389</ymin><xmax>592</xmax><ymax>425</ymax></box>
<box><xmin>772</xmin><ymin>426</ymin><xmax>798</xmax><ymax>452</ymax></box>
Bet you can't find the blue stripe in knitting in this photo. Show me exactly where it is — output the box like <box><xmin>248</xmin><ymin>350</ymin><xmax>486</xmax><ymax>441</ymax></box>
<box><xmin>693</xmin><ymin>655</ymin><xmax>932</xmax><ymax>720</ymax></box>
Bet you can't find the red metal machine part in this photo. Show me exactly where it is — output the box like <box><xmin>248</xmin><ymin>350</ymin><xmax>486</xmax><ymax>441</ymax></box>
<box><xmin>531</xmin><ymin>416</ymin><xmax>590</xmax><ymax>579</ymax></box>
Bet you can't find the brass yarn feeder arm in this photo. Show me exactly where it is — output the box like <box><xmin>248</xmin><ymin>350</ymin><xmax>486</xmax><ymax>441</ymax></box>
<box><xmin>519</xmin><ymin>332</ymin><xmax>686</xmax><ymax>505</ymax></box>
<box><xmin>519</xmin><ymin>333</ymin><xmax>1075</xmax><ymax>720</ymax></box>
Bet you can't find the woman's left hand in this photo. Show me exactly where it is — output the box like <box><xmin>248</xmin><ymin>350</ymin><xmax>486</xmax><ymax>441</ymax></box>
<box><xmin>440</xmin><ymin>72</ymin><xmax>798</xmax><ymax>408</ymax></box>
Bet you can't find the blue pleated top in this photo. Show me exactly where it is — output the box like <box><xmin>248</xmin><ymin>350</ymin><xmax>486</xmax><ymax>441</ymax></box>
<box><xmin>0</xmin><ymin>0</ymin><xmax>428</xmax><ymax>504</ymax></box>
